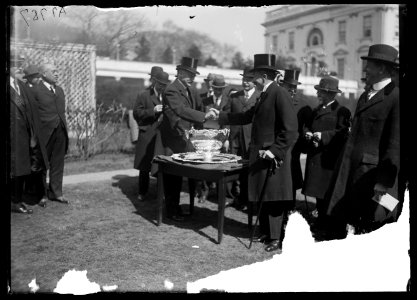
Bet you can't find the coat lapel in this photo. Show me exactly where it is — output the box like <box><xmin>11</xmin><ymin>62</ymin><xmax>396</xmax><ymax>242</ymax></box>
<box><xmin>355</xmin><ymin>87</ymin><xmax>385</xmax><ymax>115</ymax></box>
<box><xmin>173</xmin><ymin>79</ymin><xmax>193</xmax><ymax>107</ymax></box>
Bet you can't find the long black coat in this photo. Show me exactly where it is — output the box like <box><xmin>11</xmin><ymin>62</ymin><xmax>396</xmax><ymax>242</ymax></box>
<box><xmin>219</xmin><ymin>82</ymin><xmax>298</xmax><ymax>202</ymax></box>
<box><xmin>291</xmin><ymin>95</ymin><xmax>313</xmax><ymax>191</ymax></box>
<box><xmin>302</xmin><ymin>100</ymin><xmax>351</xmax><ymax>199</ymax></box>
<box><xmin>223</xmin><ymin>89</ymin><xmax>260</xmax><ymax>157</ymax></box>
<box><xmin>326</xmin><ymin>82</ymin><xmax>400</xmax><ymax>223</ymax></box>
<box><xmin>32</xmin><ymin>82</ymin><xmax>69</xmax><ymax>153</ymax></box>
<box><xmin>133</xmin><ymin>88</ymin><xmax>162</xmax><ymax>171</ymax></box>
<box><xmin>159</xmin><ymin>79</ymin><xmax>206</xmax><ymax>155</ymax></box>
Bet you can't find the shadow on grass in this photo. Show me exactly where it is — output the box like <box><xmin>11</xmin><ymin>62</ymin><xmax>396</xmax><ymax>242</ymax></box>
<box><xmin>111</xmin><ymin>174</ymin><xmax>252</xmax><ymax>244</ymax></box>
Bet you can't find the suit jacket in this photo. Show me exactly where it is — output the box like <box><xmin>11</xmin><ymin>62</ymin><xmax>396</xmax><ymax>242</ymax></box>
<box><xmin>133</xmin><ymin>88</ymin><xmax>163</xmax><ymax>171</ymax></box>
<box><xmin>32</xmin><ymin>81</ymin><xmax>69</xmax><ymax>153</ymax></box>
<box><xmin>302</xmin><ymin>100</ymin><xmax>351</xmax><ymax>199</ymax></box>
<box><xmin>201</xmin><ymin>93</ymin><xmax>229</xmax><ymax>129</ymax></box>
<box><xmin>219</xmin><ymin>82</ymin><xmax>298</xmax><ymax>202</ymax></box>
<box><xmin>223</xmin><ymin>89</ymin><xmax>260</xmax><ymax>157</ymax></box>
<box><xmin>326</xmin><ymin>81</ymin><xmax>400</xmax><ymax>223</ymax></box>
<box><xmin>159</xmin><ymin>79</ymin><xmax>206</xmax><ymax>155</ymax></box>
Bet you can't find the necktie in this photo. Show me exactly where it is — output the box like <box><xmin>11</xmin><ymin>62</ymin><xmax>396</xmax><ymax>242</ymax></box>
<box><xmin>50</xmin><ymin>87</ymin><xmax>55</xmax><ymax>94</ymax></box>
<box><xmin>366</xmin><ymin>86</ymin><xmax>374</xmax><ymax>101</ymax></box>
<box><xmin>244</xmin><ymin>93</ymin><xmax>249</xmax><ymax>102</ymax></box>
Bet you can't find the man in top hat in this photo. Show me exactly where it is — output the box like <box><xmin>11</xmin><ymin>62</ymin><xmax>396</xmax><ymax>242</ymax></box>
<box><xmin>133</xmin><ymin>71</ymin><xmax>170</xmax><ymax>202</ymax></box>
<box><xmin>322</xmin><ymin>44</ymin><xmax>401</xmax><ymax>239</ymax></box>
<box><xmin>279</xmin><ymin>69</ymin><xmax>313</xmax><ymax>204</ymax></box>
<box><xmin>200</xmin><ymin>73</ymin><xmax>216</xmax><ymax>100</ymax></box>
<box><xmin>8</xmin><ymin>54</ymin><xmax>49</xmax><ymax>213</ymax></box>
<box><xmin>159</xmin><ymin>57</ymin><xmax>217</xmax><ymax>221</ymax></box>
<box><xmin>223</xmin><ymin>66</ymin><xmax>261</xmax><ymax>209</ymax></box>
<box><xmin>301</xmin><ymin>76</ymin><xmax>351</xmax><ymax>238</ymax></box>
<box><xmin>214</xmin><ymin>54</ymin><xmax>298</xmax><ymax>253</ymax></box>
<box><xmin>23</xmin><ymin>65</ymin><xmax>41</xmax><ymax>87</ymax></box>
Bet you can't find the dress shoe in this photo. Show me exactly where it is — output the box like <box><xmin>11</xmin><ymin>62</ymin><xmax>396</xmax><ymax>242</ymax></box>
<box><xmin>253</xmin><ymin>234</ymin><xmax>270</xmax><ymax>243</ymax></box>
<box><xmin>137</xmin><ymin>194</ymin><xmax>146</xmax><ymax>202</ymax></box>
<box><xmin>38</xmin><ymin>198</ymin><xmax>47</xmax><ymax>208</ymax></box>
<box><xmin>11</xmin><ymin>203</ymin><xmax>33</xmax><ymax>214</ymax></box>
<box><xmin>166</xmin><ymin>214</ymin><xmax>185</xmax><ymax>222</ymax></box>
<box><xmin>265</xmin><ymin>240</ymin><xmax>282</xmax><ymax>253</ymax></box>
<box><xmin>51</xmin><ymin>197</ymin><xmax>69</xmax><ymax>204</ymax></box>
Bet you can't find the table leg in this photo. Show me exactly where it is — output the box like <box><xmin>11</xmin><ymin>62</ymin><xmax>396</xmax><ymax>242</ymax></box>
<box><xmin>157</xmin><ymin>170</ymin><xmax>164</xmax><ymax>225</ymax></box>
<box><xmin>188</xmin><ymin>179</ymin><xmax>195</xmax><ymax>215</ymax></box>
<box><xmin>217</xmin><ymin>177</ymin><xmax>226</xmax><ymax>244</ymax></box>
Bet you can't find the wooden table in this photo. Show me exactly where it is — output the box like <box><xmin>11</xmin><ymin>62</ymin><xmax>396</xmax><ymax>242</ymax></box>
<box><xmin>153</xmin><ymin>155</ymin><xmax>249</xmax><ymax>244</ymax></box>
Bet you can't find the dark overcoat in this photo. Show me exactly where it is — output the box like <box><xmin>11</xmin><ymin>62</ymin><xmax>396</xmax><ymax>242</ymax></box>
<box><xmin>223</xmin><ymin>89</ymin><xmax>260</xmax><ymax>157</ymax></box>
<box><xmin>32</xmin><ymin>81</ymin><xmax>69</xmax><ymax>153</ymax></box>
<box><xmin>9</xmin><ymin>82</ymin><xmax>31</xmax><ymax>178</ymax></box>
<box><xmin>219</xmin><ymin>82</ymin><xmax>298</xmax><ymax>202</ymax></box>
<box><xmin>326</xmin><ymin>82</ymin><xmax>400</xmax><ymax>223</ymax></box>
<box><xmin>133</xmin><ymin>88</ymin><xmax>162</xmax><ymax>171</ymax></box>
<box><xmin>302</xmin><ymin>100</ymin><xmax>351</xmax><ymax>199</ymax></box>
<box><xmin>159</xmin><ymin>79</ymin><xmax>206</xmax><ymax>155</ymax></box>
<box><xmin>291</xmin><ymin>95</ymin><xmax>313</xmax><ymax>191</ymax></box>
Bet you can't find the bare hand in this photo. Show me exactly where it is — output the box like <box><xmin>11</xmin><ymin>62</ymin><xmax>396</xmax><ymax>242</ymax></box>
<box><xmin>305</xmin><ymin>131</ymin><xmax>313</xmax><ymax>140</ymax></box>
<box><xmin>313</xmin><ymin>132</ymin><xmax>321</xmax><ymax>141</ymax></box>
<box><xmin>258</xmin><ymin>149</ymin><xmax>275</xmax><ymax>160</ymax></box>
<box><xmin>205</xmin><ymin>110</ymin><xmax>217</xmax><ymax>120</ymax></box>
<box><xmin>209</xmin><ymin>108</ymin><xmax>219</xmax><ymax>119</ymax></box>
<box><xmin>154</xmin><ymin>104</ymin><xmax>163</xmax><ymax>113</ymax></box>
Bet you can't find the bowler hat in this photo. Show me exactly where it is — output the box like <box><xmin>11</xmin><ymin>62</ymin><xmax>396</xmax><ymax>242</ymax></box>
<box><xmin>23</xmin><ymin>65</ymin><xmax>40</xmax><ymax>79</ymax></box>
<box><xmin>176</xmin><ymin>57</ymin><xmax>200</xmax><ymax>75</ymax></box>
<box><xmin>282</xmin><ymin>69</ymin><xmax>301</xmax><ymax>85</ymax></box>
<box><xmin>251</xmin><ymin>54</ymin><xmax>278</xmax><ymax>72</ymax></box>
<box><xmin>204</xmin><ymin>73</ymin><xmax>216</xmax><ymax>82</ymax></box>
<box><xmin>361</xmin><ymin>44</ymin><xmax>399</xmax><ymax>66</ymax></box>
<box><xmin>211</xmin><ymin>74</ymin><xmax>228</xmax><ymax>88</ymax></box>
<box><xmin>314</xmin><ymin>76</ymin><xmax>342</xmax><ymax>93</ymax></box>
<box><xmin>240</xmin><ymin>66</ymin><xmax>255</xmax><ymax>79</ymax></box>
<box><xmin>148</xmin><ymin>66</ymin><xmax>163</xmax><ymax>77</ymax></box>
<box><xmin>153</xmin><ymin>71</ymin><xmax>170</xmax><ymax>85</ymax></box>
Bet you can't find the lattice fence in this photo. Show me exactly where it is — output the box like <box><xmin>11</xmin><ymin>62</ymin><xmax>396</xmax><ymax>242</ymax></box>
<box><xmin>10</xmin><ymin>40</ymin><xmax>96</xmax><ymax>135</ymax></box>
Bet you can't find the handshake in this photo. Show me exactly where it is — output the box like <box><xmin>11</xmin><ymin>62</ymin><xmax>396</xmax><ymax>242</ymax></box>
<box><xmin>305</xmin><ymin>131</ymin><xmax>322</xmax><ymax>148</ymax></box>
<box><xmin>204</xmin><ymin>108</ymin><xmax>220</xmax><ymax>121</ymax></box>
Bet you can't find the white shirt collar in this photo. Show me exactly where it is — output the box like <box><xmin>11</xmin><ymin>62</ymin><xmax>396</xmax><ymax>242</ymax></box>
<box><xmin>372</xmin><ymin>78</ymin><xmax>391</xmax><ymax>92</ymax></box>
<box><xmin>245</xmin><ymin>87</ymin><xmax>255</xmax><ymax>98</ymax></box>
<box><xmin>42</xmin><ymin>80</ymin><xmax>54</xmax><ymax>91</ymax></box>
<box><xmin>262</xmin><ymin>81</ymin><xmax>273</xmax><ymax>93</ymax></box>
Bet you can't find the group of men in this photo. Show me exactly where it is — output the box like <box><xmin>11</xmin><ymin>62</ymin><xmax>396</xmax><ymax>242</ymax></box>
<box><xmin>132</xmin><ymin>43</ymin><xmax>401</xmax><ymax>253</ymax></box>
<box><xmin>8</xmin><ymin>54</ymin><xmax>69</xmax><ymax>214</ymax></box>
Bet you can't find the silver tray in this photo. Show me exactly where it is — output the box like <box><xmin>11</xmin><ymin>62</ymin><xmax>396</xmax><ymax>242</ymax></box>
<box><xmin>171</xmin><ymin>152</ymin><xmax>241</xmax><ymax>164</ymax></box>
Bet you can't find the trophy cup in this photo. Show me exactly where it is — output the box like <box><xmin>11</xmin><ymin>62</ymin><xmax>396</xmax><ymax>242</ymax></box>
<box><xmin>184</xmin><ymin>128</ymin><xmax>230</xmax><ymax>162</ymax></box>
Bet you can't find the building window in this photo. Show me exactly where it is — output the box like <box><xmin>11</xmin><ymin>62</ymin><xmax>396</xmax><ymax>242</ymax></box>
<box><xmin>363</xmin><ymin>15</ymin><xmax>372</xmax><ymax>38</ymax></box>
<box><xmin>289</xmin><ymin>32</ymin><xmax>294</xmax><ymax>51</ymax></box>
<box><xmin>337</xmin><ymin>58</ymin><xmax>345</xmax><ymax>79</ymax></box>
<box><xmin>338</xmin><ymin>20</ymin><xmax>346</xmax><ymax>43</ymax></box>
<box><xmin>272</xmin><ymin>35</ymin><xmax>278</xmax><ymax>53</ymax></box>
<box><xmin>307</xmin><ymin>28</ymin><xmax>323</xmax><ymax>47</ymax></box>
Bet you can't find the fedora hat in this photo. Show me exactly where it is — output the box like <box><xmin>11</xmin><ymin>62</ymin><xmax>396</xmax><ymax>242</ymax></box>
<box><xmin>314</xmin><ymin>76</ymin><xmax>342</xmax><ymax>93</ymax></box>
<box><xmin>282</xmin><ymin>69</ymin><xmax>301</xmax><ymax>85</ymax></box>
<box><xmin>176</xmin><ymin>57</ymin><xmax>200</xmax><ymax>75</ymax></box>
<box><xmin>251</xmin><ymin>54</ymin><xmax>278</xmax><ymax>72</ymax></box>
<box><xmin>153</xmin><ymin>71</ymin><xmax>170</xmax><ymax>85</ymax></box>
<box><xmin>211</xmin><ymin>74</ymin><xmax>228</xmax><ymax>88</ymax></box>
<box><xmin>148</xmin><ymin>66</ymin><xmax>163</xmax><ymax>77</ymax></box>
<box><xmin>240</xmin><ymin>66</ymin><xmax>255</xmax><ymax>79</ymax></box>
<box><xmin>204</xmin><ymin>73</ymin><xmax>216</xmax><ymax>82</ymax></box>
<box><xmin>23</xmin><ymin>65</ymin><xmax>40</xmax><ymax>79</ymax></box>
<box><xmin>361</xmin><ymin>44</ymin><xmax>399</xmax><ymax>66</ymax></box>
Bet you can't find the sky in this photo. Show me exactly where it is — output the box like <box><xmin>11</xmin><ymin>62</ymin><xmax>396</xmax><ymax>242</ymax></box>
<box><xmin>121</xmin><ymin>6</ymin><xmax>279</xmax><ymax>59</ymax></box>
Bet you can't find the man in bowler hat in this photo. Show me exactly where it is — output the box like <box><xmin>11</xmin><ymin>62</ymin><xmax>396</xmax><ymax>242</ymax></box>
<box><xmin>133</xmin><ymin>71</ymin><xmax>170</xmax><ymax>201</ymax></box>
<box><xmin>323</xmin><ymin>44</ymin><xmax>401</xmax><ymax>238</ymax></box>
<box><xmin>159</xmin><ymin>57</ymin><xmax>217</xmax><ymax>221</ymax></box>
<box><xmin>214</xmin><ymin>54</ymin><xmax>299</xmax><ymax>253</ymax></box>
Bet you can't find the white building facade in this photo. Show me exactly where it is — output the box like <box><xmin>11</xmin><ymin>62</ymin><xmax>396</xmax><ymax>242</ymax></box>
<box><xmin>263</xmin><ymin>4</ymin><xmax>399</xmax><ymax>93</ymax></box>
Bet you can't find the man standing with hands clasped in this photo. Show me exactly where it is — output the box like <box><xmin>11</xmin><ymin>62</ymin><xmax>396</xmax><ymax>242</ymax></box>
<box><xmin>211</xmin><ymin>54</ymin><xmax>298</xmax><ymax>253</ymax></box>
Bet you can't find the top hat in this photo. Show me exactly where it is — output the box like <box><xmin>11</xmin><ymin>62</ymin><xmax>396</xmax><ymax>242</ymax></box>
<box><xmin>282</xmin><ymin>69</ymin><xmax>301</xmax><ymax>85</ymax></box>
<box><xmin>153</xmin><ymin>71</ymin><xmax>171</xmax><ymax>85</ymax></box>
<box><xmin>251</xmin><ymin>54</ymin><xmax>278</xmax><ymax>72</ymax></box>
<box><xmin>361</xmin><ymin>44</ymin><xmax>399</xmax><ymax>66</ymax></box>
<box><xmin>148</xmin><ymin>66</ymin><xmax>164</xmax><ymax>77</ymax></box>
<box><xmin>211</xmin><ymin>74</ymin><xmax>228</xmax><ymax>88</ymax></box>
<box><xmin>240</xmin><ymin>66</ymin><xmax>255</xmax><ymax>79</ymax></box>
<box><xmin>176</xmin><ymin>57</ymin><xmax>200</xmax><ymax>75</ymax></box>
<box><xmin>23</xmin><ymin>65</ymin><xmax>40</xmax><ymax>79</ymax></box>
<box><xmin>204</xmin><ymin>73</ymin><xmax>216</xmax><ymax>82</ymax></box>
<box><xmin>314</xmin><ymin>76</ymin><xmax>342</xmax><ymax>93</ymax></box>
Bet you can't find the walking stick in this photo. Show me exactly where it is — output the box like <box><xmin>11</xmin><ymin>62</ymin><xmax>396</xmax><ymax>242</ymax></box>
<box><xmin>248</xmin><ymin>158</ymin><xmax>276</xmax><ymax>249</ymax></box>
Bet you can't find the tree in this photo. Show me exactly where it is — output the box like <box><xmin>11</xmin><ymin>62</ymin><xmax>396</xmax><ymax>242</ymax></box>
<box><xmin>204</xmin><ymin>56</ymin><xmax>218</xmax><ymax>67</ymax></box>
<box><xmin>231</xmin><ymin>51</ymin><xmax>245</xmax><ymax>69</ymax></box>
<box><xmin>134</xmin><ymin>36</ymin><xmax>151</xmax><ymax>62</ymax></box>
<box><xmin>161</xmin><ymin>46</ymin><xmax>174</xmax><ymax>64</ymax></box>
<box><xmin>188</xmin><ymin>44</ymin><xmax>202</xmax><ymax>61</ymax></box>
